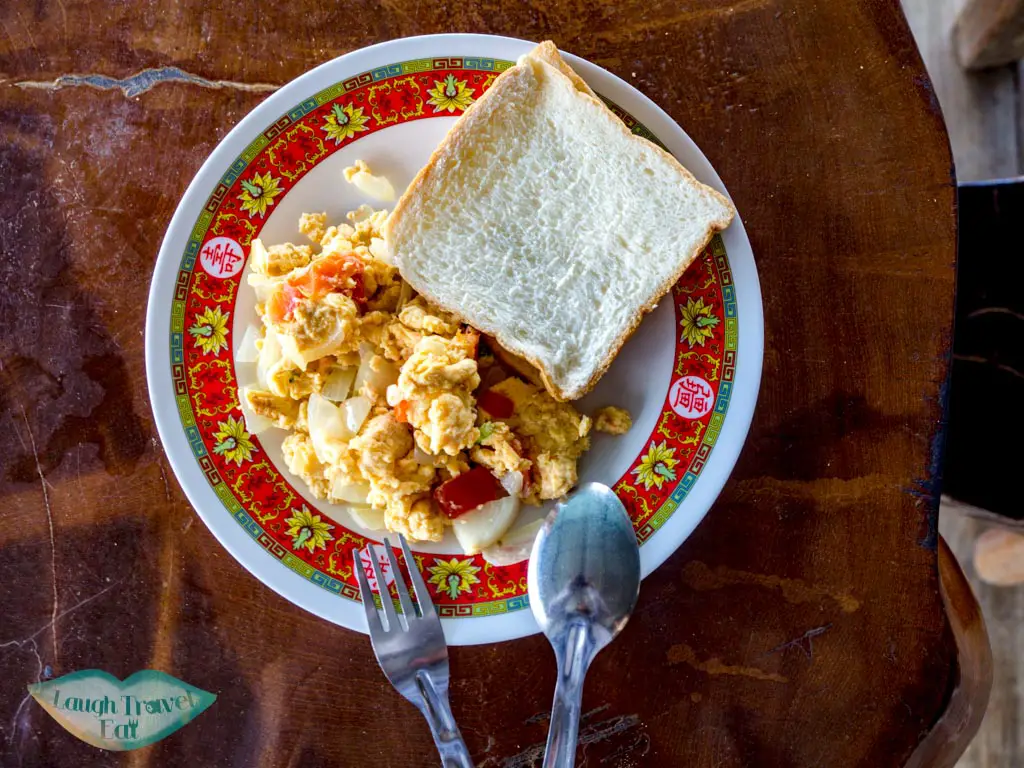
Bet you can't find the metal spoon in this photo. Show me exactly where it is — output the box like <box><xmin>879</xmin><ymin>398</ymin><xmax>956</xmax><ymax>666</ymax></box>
<box><xmin>527</xmin><ymin>482</ymin><xmax>641</xmax><ymax>768</ymax></box>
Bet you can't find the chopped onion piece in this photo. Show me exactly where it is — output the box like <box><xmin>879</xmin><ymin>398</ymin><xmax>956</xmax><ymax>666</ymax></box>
<box><xmin>452</xmin><ymin>495</ymin><xmax>520</xmax><ymax>555</ymax></box>
<box><xmin>345</xmin><ymin>165</ymin><xmax>396</xmax><ymax>202</ymax></box>
<box><xmin>248</xmin><ymin>239</ymin><xmax>269</xmax><ymax>273</ymax></box>
<box><xmin>341</xmin><ymin>395</ymin><xmax>372</xmax><ymax>436</ymax></box>
<box><xmin>369</xmin><ymin>236</ymin><xmax>391</xmax><ymax>264</ymax></box>
<box><xmin>279</xmin><ymin>328</ymin><xmax>348</xmax><ymax>371</ymax></box>
<box><xmin>308</xmin><ymin>392</ymin><xmax>353</xmax><ymax>463</ymax></box>
<box><xmin>354</xmin><ymin>352</ymin><xmax>399</xmax><ymax>397</ymax></box>
<box><xmin>329</xmin><ymin>478</ymin><xmax>371</xmax><ymax>505</ymax></box>
<box><xmin>239</xmin><ymin>389</ymin><xmax>275</xmax><ymax>435</ymax></box>
<box><xmin>500</xmin><ymin>471</ymin><xmax>524</xmax><ymax>497</ymax></box>
<box><xmin>247</xmin><ymin>271</ymin><xmax>285</xmax><ymax>303</ymax></box>
<box><xmin>321</xmin><ymin>366</ymin><xmax>356</xmax><ymax>402</ymax></box>
<box><xmin>257</xmin><ymin>330</ymin><xmax>283</xmax><ymax>389</ymax></box>
<box><xmin>349</xmin><ymin>506</ymin><xmax>386</xmax><ymax>531</ymax></box>
<box><xmin>413</xmin><ymin>443</ymin><xmax>434</xmax><ymax>466</ymax></box>
<box><xmin>482</xmin><ymin>519</ymin><xmax>544</xmax><ymax>566</ymax></box>
<box><xmin>236</xmin><ymin>324</ymin><xmax>262</xmax><ymax>363</ymax></box>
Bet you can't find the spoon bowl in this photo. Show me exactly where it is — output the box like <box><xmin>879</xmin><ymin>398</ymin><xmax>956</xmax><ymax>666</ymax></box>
<box><xmin>527</xmin><ymin>482</ymin><xmax>641</xmax><ymax>768</ymax></box>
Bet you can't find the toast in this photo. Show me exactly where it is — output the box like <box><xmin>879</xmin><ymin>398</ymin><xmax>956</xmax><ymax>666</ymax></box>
<box><xmin>386</xmin><ymin>42</ymin><xmax>735</xmax><ymax>400</ymax></box>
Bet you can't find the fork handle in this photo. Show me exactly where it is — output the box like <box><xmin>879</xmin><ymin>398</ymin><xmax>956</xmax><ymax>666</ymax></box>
<box><xmin>416</xmin><ymin>671</ymin><xmax>474</xmax><ymax>768</ymax></box>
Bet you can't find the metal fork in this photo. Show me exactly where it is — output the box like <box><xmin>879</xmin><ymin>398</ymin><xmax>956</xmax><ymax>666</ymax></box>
<box><xmin>354</xmin><ymin>534</ymin><xmax>474</xmax><ymax>768</ymax></box>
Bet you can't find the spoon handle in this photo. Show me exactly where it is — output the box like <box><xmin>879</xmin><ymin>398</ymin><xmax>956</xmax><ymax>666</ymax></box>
<box><xmin>543</xmin><ymin>622</ymin><xmax>594</xmax><ymax>768</ymax></box>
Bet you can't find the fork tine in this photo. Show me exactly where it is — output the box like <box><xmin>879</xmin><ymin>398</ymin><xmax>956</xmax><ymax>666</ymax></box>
<box><xmin>353</xmin><ymin>548</ymin><xmax>381</xmax><ymax>635</ymax></box>
<box><xmin>383</xmin><ymin>537</ymin><xmax>417</xmax><ymax>619</ymax></box>
<box><xmin>368</xmin><ymin>542</ymin><xmax>400</xmax><ymax>631</ymax></box>
<box><xmin>398</xmin><ymin>534</ymin><xmax>436</xmax><ymax>617</ymax></box>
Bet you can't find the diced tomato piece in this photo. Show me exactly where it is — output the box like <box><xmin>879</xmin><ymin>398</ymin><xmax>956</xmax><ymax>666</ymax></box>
<box><xmin>348</xmin><ymin>273</ymin><xmax>367</xmax><ymax>306</ymax></box>
<box><xmin>266</xmin><ymin>283</ymin><xmax>303</xmax><ymax>323</ymax></box>
<box><xmin>267</xmin><ymin>252</ymin><xmax>366</xmax><ymax>322</ymax></box>
<box><xmin>291</xmin><ymin>252</ymin><xmax>365</xmax><ymax>300</ymax></box>
<box><xmin>477</xmin><ymin>389</ymin><xmax>514</xmax><ymax>419</ymax></box>
<box><xmin>393</xmin><ymin>400</ymin><xmax>412</xmax><ymax>423</ymax></box>
<box><xmin>434</xmin><ymin>466</ymin><xmax>507</xmax><ymax>519</ymax></box>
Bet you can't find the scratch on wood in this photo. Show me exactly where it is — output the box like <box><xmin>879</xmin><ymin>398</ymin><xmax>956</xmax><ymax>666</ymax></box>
<box><xmin>158</xmin><ymin>460</ymin><xmax>172</xmax><ymax>504</ymax></box>
<box><xmin>0</xmin><ymin>579</ymin><xmax>124</xmax><ymax>660</ymax></box>
<box><xmin>21</xmin><ymin>405</ymin><xmax>59</xmax><ymax>665</ymax></box>
<box><xmin>666</xmin><ymin>643</ymin><xmax>788</xmax><ymax>683</ymax></box>
<box><xmin>501</xmin><ymin>712</ymin><xmax>641</xmax><ymax>767</ymax></box>
<box><xmin>14</xmin><ymin>67</ymin><xmax>280</xmax><ymax>98</ymax></box>
<box><xmin>0</xmin><ymin>637</ymin><xmax>42</xmax><ymax>749</ymax></box>
<box><xmin>766</xmin><ymin>623</ymin><xmax>833</xmax><ymax>660</ymax></box>
<box><xmin>681</xmin><ymin>561</ymin><xmax>861</xmax><ymax>613</ymax></box>
<box><xmin>0</xmin><ymin>580</ymin><xmax>121</xmax><ymax>751</ymax></box>
<box><xmin>582</xmin><ymin>704</ymin><xmax>610</xmax><ymax>722</ymax></box>
<box><xmin>600</xmin><ymin>730</ymin><xmax>651</xmax><ymax>764</ymax></box>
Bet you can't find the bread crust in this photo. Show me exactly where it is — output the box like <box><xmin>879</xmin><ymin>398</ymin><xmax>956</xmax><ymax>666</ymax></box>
<box><xmin>483</xmin><ymin>334</ymin><xmax>545</xmax><ymax>387</ymax></box>
<box><xmin>386</xmin><ymin>42</ymin><xmax>735</xmax><ymax>401</ymax></box>
<box><xmin>524</xmin><ymin>41</ymin><xmax>598</xmax><ymax>99</ymax></box>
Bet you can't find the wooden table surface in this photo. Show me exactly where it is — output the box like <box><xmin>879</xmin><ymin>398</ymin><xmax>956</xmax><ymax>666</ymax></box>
<box><xmin>0</xmin><ymin>1</ymin><xmax>960</xmax><ymax>765</ymax></box>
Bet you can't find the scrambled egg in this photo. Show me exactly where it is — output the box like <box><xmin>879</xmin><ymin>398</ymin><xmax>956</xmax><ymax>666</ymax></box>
<box><xmin>281</xmin><ymin>432</ymin><xmax>330</xmax><ymax>499</ymax></box>
<box><xmin>471</xmin><ymin>422</ymin><xmax>531</xmax><ymax>478</ymax></box>
<box><xmin>388</xmin><ymin>333</ymin><xmax>481</xmax><ymax>456</ymax></box>
<box><xmin>239</xmin><ymin>199</ymin><xmax>630</xmax><ymax>544</ymax></box>
<box><xmin>489</xmin><ymin>377</ymin><xmax>593</xmax><ymax>502</ymax></box>
<box><xmin>251</xmin><ymin>242</ymin><xmax>313</xmax><ymax>277</ymax></box>
<box><xmin>246</xmin><ymin>389</ymin><xmax>300</xmax><ymax>428</ymax></box>
<box><xmin>594</xmin><ymin>406</ymin><xmax>632</xmax><ymax>435</ymax></box>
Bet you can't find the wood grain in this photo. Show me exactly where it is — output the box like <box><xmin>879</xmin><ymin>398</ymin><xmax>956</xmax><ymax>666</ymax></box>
<box><xmin>0</xmin><ymin>1</ymin><xmax>962</xmax><ymax>765</ymax></box>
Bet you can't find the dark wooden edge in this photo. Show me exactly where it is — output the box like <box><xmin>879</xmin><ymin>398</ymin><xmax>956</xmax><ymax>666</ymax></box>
<box><xmin>905</xmin><ymin>536</ymin><xmax>993</xmax><ymax>768</ymax></box>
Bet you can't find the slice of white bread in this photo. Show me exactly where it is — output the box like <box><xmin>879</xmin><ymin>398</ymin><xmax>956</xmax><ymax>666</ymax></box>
<box><xmin>386</xmin><ymin>42</ymin><xmax>735</xmax><ymax>401</ymax></box>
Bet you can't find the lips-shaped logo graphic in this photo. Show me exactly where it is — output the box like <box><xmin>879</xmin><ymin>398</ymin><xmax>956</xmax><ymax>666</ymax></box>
<box><xmin>28</xmin><ymin>670</ymin><xmax>216</xmax><ymax>751</ymax></box>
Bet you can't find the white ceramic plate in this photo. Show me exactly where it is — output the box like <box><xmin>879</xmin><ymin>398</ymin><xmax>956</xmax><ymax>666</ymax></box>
<box><xmin>145</xmin><ymin>34</ymin><xmax>763</xmax><ymax>645</ymax></box>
